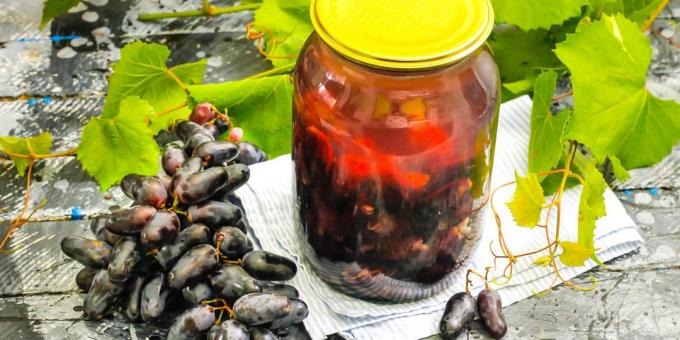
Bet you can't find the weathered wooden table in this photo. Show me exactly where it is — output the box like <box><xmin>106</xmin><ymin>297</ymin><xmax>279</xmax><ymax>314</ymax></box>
<box><xmin>0</xmin><ymin>1</ymin><xmax>678</xmax><ymax>339</ymax></box>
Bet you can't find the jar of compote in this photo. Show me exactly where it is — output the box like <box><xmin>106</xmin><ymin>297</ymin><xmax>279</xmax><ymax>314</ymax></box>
<box><xmin>293</xmin><ymin>0</ymin><xmax>500</xmax><ymax>301</ymax></box>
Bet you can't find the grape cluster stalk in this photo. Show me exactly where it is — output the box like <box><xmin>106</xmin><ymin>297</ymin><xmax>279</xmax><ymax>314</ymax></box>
<box><xmin>60</xmin><ymin>104</ymin><xmax>310</xmax><ymax>340</ymax></box>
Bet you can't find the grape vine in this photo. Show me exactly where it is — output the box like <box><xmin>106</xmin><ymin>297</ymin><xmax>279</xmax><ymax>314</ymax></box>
<box><xmin>1</xmin><ymin>0</ymin><xmax>678</xmax><ymax>298</ymax></box>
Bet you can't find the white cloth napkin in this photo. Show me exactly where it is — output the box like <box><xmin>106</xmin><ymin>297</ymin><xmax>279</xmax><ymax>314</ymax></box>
<box><xmin>234</xmin><ymin>95</ymin><xmax>643</xmax><ymax>340</ymax></box>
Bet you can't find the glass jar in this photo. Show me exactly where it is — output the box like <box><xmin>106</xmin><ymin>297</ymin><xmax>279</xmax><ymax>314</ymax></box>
<box><xmin>293</xmin><ymin>0</ymin><xmax>500</xmax><ymax>301</ymax></box>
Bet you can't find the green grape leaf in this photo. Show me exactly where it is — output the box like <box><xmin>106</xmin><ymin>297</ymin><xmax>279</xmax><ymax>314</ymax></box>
<box><xmin>594</xmin><ymin>0</ymin><xmax>666</xmax><ymax>25</ymax></box>
<box><xmin>103</xmin><ymin>41</ymin><xmax>206</xmax><ymax>133</ymax></box>
<box><xmin>0</xmin><ymin>133</ymin><xmax>53</xmax><ymax>176</ymax></box>
<box><xmin>488</xmin><ymin>27</ymin><xmax>563</xmax><ymax>101</ymax></box>
<box><xmin>78</xmin><ymin>97</ymin><xmax>159</xmax><ymax>191</ymax></box>
<box><xmin>577</xmin><ymin>160</ymin><xmax>607</xmax><ymax>251</ymax></box>
<box><xmin>491</xmin><ymin>0</ymin><xmax>589</xmax><ymax>31</ymax></box>
<box><xmin>188</xmin><ymin>75</ymin><xmax>293</xmax><ymax>157</ymax></box>
<box><xmin>253</xmin><ymin>0</ymin><xmax>313</xmax><ymax>68</ymax></box>
<box><xmin>507</xmin><ymin>172</ymin><xmax>545</xmax><ymax>227</ymax></box>
<box><xmin>41</xmin><ymin>0</ymin><xmax>81</xmax><ymax>29</ymax></box>
<box><xmin>532</xmin><ymin>255</ymin><xmax>552</xmax><ymax>267</ymax></box>
<box><xmin>608</xmin><ymin>155</ymin><xmax>632</xmax><ymax>181</ymax></box>
<box><xmin>625</xmin><ymin>0</ymin><xmax>666</xmax><ymax>25</ymax></box>
<box><xmin>559</xmin><ymin>241</ymin><xmax>595</xmax><ymax>267</ymax></box>
<box><xmin>556</xmin><ymin>14</ymin><xmax>680</xmax><ymax>169</ymax></box>
<box><xmin>528</xmin><ymin>71</ymin><xmax>570</xmax><ymax>174</ymax></box>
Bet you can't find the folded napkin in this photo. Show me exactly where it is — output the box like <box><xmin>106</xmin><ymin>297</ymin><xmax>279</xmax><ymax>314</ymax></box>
<box><xmin>234</xmin><ymin>96</ymin><xmax>643</xmax><ymax>340</ymax></box>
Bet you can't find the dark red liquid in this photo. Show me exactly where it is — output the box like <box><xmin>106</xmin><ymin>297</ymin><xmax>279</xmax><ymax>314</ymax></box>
<box><xmin>293</xmin><ymin>34</ymin><xmax>499</xmax><ymax>301</ymax></box>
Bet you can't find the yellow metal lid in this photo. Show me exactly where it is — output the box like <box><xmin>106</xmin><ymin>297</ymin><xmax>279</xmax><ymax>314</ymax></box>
<box><xmin>310</xmin><ymin>0</ymin><xmax>494</xmax><ymax>70</ymax></box>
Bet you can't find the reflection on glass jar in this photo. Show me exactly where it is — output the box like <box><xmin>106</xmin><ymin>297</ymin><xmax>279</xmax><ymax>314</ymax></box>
<box><xmin>293</xmin><ymin>0</ymin><xmax>500</xmax><ymax>301</ymax></box>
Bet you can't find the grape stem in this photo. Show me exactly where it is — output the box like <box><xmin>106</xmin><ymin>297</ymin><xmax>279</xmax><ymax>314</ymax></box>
<box><xmin>244</xmin><ymin>62</ymin><xmax>296</xmax><ymax>80</ymax></box>
<box><xmin>138</xmin><ymin>3</ymin><xmax>261</xmax><ymax>21</ymax></box>
<box><xmin>0</xmin><ymin>147</ymin><xmax>78</xmax><ymax>160</ymax></box>
<box><xmin>641</xmin><ymin>0</ymin><xmax>670</xmax><ymax>32</ymax></box>
<box><xmin>0</xmin><ymin>160</ymin><xmax>34</xmax><ymax>252</ymax></box>
<box><xmin>478</xmin><ymin>141</ymin><xmax>598</xmax><ymax>293</ymax></box>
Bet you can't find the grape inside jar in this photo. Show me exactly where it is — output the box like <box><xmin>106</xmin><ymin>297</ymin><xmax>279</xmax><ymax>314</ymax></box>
<box><xmin>293</xmin><ymin>0</ymin><xmax>500</xmax><ymax>301</ymax></box>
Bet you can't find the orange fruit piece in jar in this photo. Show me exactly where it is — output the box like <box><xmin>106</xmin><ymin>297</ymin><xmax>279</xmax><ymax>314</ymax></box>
<box><xmin>400</xmin><ymin>97</ymin><xmax>427</xmax><ymax>120</ymax></box>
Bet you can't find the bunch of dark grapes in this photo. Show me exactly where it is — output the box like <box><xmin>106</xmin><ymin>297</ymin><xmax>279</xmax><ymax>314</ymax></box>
<box><xmin>61</xmin><ymin>104</ymin><xmax>310</xmax><ymax>340</ymax></box>
<box><xmin>439</xmin><ymin>287</ymin><xmax>507</xmax><ymax>339</ymax></box>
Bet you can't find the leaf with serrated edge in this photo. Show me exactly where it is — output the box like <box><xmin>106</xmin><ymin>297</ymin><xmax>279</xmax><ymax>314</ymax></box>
<box><xmin>507</xmin><ymin>172</ymin><xmax>545</xmax><ymax>227</ymax></box>
<box><xmin>77</xmin><ymin>97</ymin><xmax>159</xmax><ymax>191</ymax></box>
<box><xmin>103</xmin><ymin>41</ymin><xmax>206</xmax><ymax>133</ymax></box>
<box><xmin>559</xmin><ymin>241</ymin><xmax>595</xmax><ymax>267</ymax></box>
<box><xmin>253</xmin><ymin>0</ymin><xmax>313</xmax><ymax>68</ymax></box>
<box><xmin>492</xmin><ymin>0</ymin><xmax>589</xmax><ymax>31</ymax></box>
<box><xmin>0</xmin><ymin>133</ymin><xmax>53</xmax><ymax>176</ymax></box>
<box><xmin>41</xmin><ymin>0</ymin><xmax>81</xmax><ymax>29</ymax></box>
<box><xmin>529</xmin><ymin>71</ymin><xmax>570</xmax><ymax>174</ymax></box>
<box><xmin>489</xmin><ymin>27</ymin><xmax>563</xmax><ymax>86</ymax></box>
<box><xmin>577</xmin><ymin>160</ymin><xmax>607</xmax><ymax>253</ymax></box>
<box><xmin>608</xmin><ymin>155</ymin><xmax>631</xmax><ymax>181</ymax></box>
<box><xmin>556</xmin><ymin>14</ymin><xmax>680</xmax><ymax>169</ymax></box>
<box><xmin>594</xmin><ymin>0</ymin><xmax>666</xmax><ymax>25</ymax></box>
<box><xmin>188</xmin><ymin>75</ymin><xmax>293</xmax><ymax>157</ymax></box>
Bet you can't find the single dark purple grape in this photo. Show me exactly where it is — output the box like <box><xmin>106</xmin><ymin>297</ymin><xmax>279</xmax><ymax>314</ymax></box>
<box><xmin>176</xmin><ymin>167</ymin><xmax>228</xmax><ymax>205</ymax></box>
<box><xmin>120</xmin><ymin>174</ymin><xmax>142</xmax><ymax>198</ymax></box>
<box><xmin>120</xmin><ymin>175</ymin><xmax>168</xmax><ymax>208</ymax></box>
<box><xmin>214</xmin><ymin>118</ymin><xmax>230</xmax><ymax>134</ymax></box>
<box><xmin>91</xmin><ymin>218</ymin><xmax>123</xmax><ymax>246</ymax></box>
<box><xmin>124</xmin><ymin>276</ymin><xmax>145</xmax><ymax>322</ymax></box>
<box><xmin>181</xmin><ymin>287</ymin><xmax>210</xmax><ymax>304</ymax></box>
<box><xmin>193</xmin><ymin>141</ymin><xmax>239</xmax><ymax>167</ymax></box>
<box><xmin>84</xmin><ymin>270</ymin><xmax>126</xmax><ymax>320</ymax></box>
<box><xmin>207</xmin><ymin>320</ymin><xmax>250</xmax><ymax>340</ymax></box>
<box><xmin>60</xmin><ymin>236</ymin><xmax>112</xmax><ymax>269</ymax></box>
<box><xmin>188</xmin><ymin>200</ymin><xmax>242</xmax><ymax>230</ymax></box>
<box><xmin>75</xmin><ymin>267</ymin><xmax>98</xmax><ymax>292</ymax></box>
<box><xmin>270</xmin><ymin>298</ymin><xmax>308</xmax><ymax>329</ymax></box>
<box><xmin>97</xmin><ymin>227</ymin><xmax>123</xmax><ymax>246</ymax></box>
<box><xmin>213</xmin><ymin>227</ymin><xmax>252</xmax><ymax>259</ymax></box>
<box><xmin>170</xmin><ymin>157</ymin><xmax>203</xmax><ymax>194</ymax></box>
<box><xmin>236</xmin><ymin>141</ymin><xmax>268</xmax><ymax>165</ymax></box>
<box><xmin>105</xmin><ymin>205</ymin><xmax>157</xmax><ymax>235</ymax></box>
<box><xmin>140</xmin><ymin>210</ymin><xmax>180</xmax><ymax>248</ymax></box>
<box><xmin>167</xmin><ymin>304</ymin><xmax>216</xmax><ymax>340</ymax></box>
<box><xmin>89</xmin><ymin>217</ymin><xmax>104</xmax><ymax>234</ymax></box>
<box><xmin>477</xmin><ymin>288</ymin><xmax>507</xmax><ymax>339</ymax></box>
<box><xmin>182</xmin><ymin>282</ymin><xmax>213</xmax><ymax>305</ymax></box>
<box><xmin>212</xmin><ymin>164</ymin><xmax>251</xmax><ymax>200</ymax></box>
<box><xmin>134</xmin><ymin>177</ymin><xmax>169</xmax><ymax>208</ymax></box>
<box><xmin>185</xmin><ymin>133</ymin><xmax>215</xmax><ymax>155</ymax></box>
<box><xmin>167</xmin><ymin>244</ymin><xmax>219</xmax><ymax>289</ymax></box>
<box><xmin>162</xmin><ymin>142</ymin><xmax>187</xmax><ymax>176</ymax></box>
<box><xmin>440</xmin><ymin>292</ymin><xmax>476</xmax><ymax>339</ymax></box>
<box><xmin>275</xmin><ymin>323</ymin><xmax>311</xmax><ymax>340</ymax></box>
<box><xmin>260</xmin><ymin>282</ymin><xmax>299</xmax><ymax>299</ymax></box>
<box><xmin>141</xmin><ymin>272</ymin><xmax>170</xmax><ymax>322</ymax></box>
<box><xmin>176</xmin><ymin>121</ymin><xmax>213</xmax><ymax>143</ymax></box>
<box><xmin>156</xmin><ymin>223</ymin><xmax>211</xmax><ymax>269</ymax></box>
<box><xmin>203</xmin><ymin>123</ymin><xmax>220</xmax><ymax>138</ymax></box>
<box><xmin>156</xmin><ymin>174</ymin><xmax>173</xmax><ymax>193</ymax></box>
<box><xmin>242</xmin><ymin>250</ymin><xmax>297</xmax><ymax>281</ymax></box>
<box><xmin>249</xmin><ymin>327</ymin><xmax>278</xmax><ymax>340</ymax></box>
<box><xmin>190</xmin><ymin>103</ymin><xmax>216</xmax><ymax>125</ymax></box>
<box><xmin>234</xmin><ymin>293</ymin><xmax>308</xmax><ymax>329</ymax></box>
<box><xmin>209</xmin><ymin>265</ymin><xmax>262</xmax><ymax>301</ymax></box>
<box><xmin>107</xmin><ymin>237</ymin><xmax>142</xmax><ymax>283</ymax></box>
